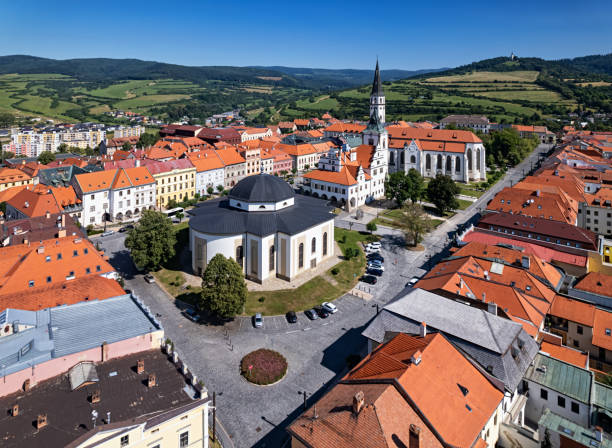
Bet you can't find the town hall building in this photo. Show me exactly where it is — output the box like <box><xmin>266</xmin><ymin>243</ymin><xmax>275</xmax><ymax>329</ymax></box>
<box><xmin>189</xmin><ymin>174</ymin><xmax>335</xmax><ymax>283</ymax></box>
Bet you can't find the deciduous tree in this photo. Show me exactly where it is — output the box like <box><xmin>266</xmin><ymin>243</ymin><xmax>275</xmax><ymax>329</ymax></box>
<box><xmin>125</xmin><ymin>210</ymin><xmax>176</xmax><ymax>271</ymax></box>
<box><xmin>426</xmin><ymin>174</ymin><xmax>459</xmax><ymax>214</ymax></box>
<box><xmin>401</xmin><ymin>204</ymin><xmax>432</xmax><ymax>247</ymax></box>
<box><xmin>37</xmin><ymin>151</ymin><xmax>56</xmax><ymax>165</ymax></box>
<box><xmin>200</xmin><ymin>254</ymin><xmax>247</xmax><ymax>319</ymax></box>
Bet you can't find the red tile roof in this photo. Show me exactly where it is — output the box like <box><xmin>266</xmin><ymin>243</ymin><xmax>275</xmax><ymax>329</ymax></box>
<box><xmin>540</xmin><ymin>342</ymin><xmax>588</xmax><ymax>369</ymax></box>
<box><xmin>573</xmin><ymin>272</ymin><xmax>612</xmax><ymax>298</ymax></box>
<box><xmin>6</xmin><ymin>185</ymin><xmax>61</xmax><ymax>218</ymax></box>
<box><xmin>386</xmin><ymin>126</ymin><xmax>482</xmax><ymax>145</ymax></box>
<box><xmin>323</xmin><ymin>122</ymin><xmax>367</xmax><ymax>134</ymax></box>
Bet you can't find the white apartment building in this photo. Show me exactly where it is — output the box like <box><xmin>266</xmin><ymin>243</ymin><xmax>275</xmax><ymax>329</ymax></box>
<box><xmin>114</xmin><ymin>125</ymin><xmax>145</xmax><ymax>138</ymax></box>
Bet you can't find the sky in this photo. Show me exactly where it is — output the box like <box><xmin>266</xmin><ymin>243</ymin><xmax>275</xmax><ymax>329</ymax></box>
<box><xmin>1</xmin><ymin>0</ymin><xmax>611</xmax><ymax>70</ymax></box>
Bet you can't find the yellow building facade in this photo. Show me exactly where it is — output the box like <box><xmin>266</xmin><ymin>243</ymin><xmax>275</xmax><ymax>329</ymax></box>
<box><xmin>145</xmin><ymin>160</ymin><xmax>197</xmax><ymax>209</ymax></box>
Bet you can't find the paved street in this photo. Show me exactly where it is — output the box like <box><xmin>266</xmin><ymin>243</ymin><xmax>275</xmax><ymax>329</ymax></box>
<box><xmin>96</xmin><ymin>144</ymin><xmax>551</xmax><ymax>448</ymax></box>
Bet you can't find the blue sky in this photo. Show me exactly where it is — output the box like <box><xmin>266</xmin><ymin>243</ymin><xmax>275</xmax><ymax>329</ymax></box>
<box><xmin>1</xmin><ymin>0</ymin><xmax>611</xmax><ymax>70</ymax></box>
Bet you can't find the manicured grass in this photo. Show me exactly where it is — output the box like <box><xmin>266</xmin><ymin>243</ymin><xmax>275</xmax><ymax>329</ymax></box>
<box><xmin>458</xmin><ymin>186</ymin><xmax>485</xmax><ymax>198</ymax></box>
<box><xmin>243</xmin><ymin>228</ymin><xmax>372</xmax><ymax>315</ymax></box>
<box><xmin>371</xmin><ymin>208</ymin><xmax>445</xmax><ymax>230</ymax></box>
<box><xmin>456</xmin><ymin>198</ymin><xmax>473</xmax><ymax>210</ymax></box>
<box><xmin>241</xmin><ymin>349</ymin><xmax>288</xmax><ymax>385</ymax></box>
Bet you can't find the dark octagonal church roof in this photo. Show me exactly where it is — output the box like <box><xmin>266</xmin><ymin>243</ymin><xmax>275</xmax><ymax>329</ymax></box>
<box><xmin>229</xmin><ymin>174</ymin><xmax>295</xmax><ymax>203</ymax></box>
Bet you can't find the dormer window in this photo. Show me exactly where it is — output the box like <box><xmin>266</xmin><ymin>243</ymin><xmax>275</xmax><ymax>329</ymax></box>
<box><xmin>28</xmin><ymin>280</ymin><xmax>34</xmax><ymax>287</ymax></box>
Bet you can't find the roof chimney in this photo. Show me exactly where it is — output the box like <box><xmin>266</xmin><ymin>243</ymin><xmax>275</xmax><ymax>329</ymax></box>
<box><xmin>409</xmin><ymin>424</ymin><xmax>421</xmax><ymax>448</ymax></box>
<box><xmin>90</xmin><ymin>389</ymin><xmax>101</xmax><ymax>404</ymax></box>
<box><xmin>137</xmin><ymin>359</ymin><xmax>144</xmax><ymax>374</ymax></box>
<box><xmin>37</xmin><ymin>246</ymin><xmax>44</xmax><ymax>254</ymax></box>
<box><xmin>135</xmin><ymin>159</ymin><xmax>140</xmax><ymax>167</ymax></box>
<box><xmin>521</xmin><ymin>256</ymin><xmax>530</xmax><ymax>270</ymax></box>
<box><xmin>12</xmin><ymin>404</ymin><xmax>19</xmax><ymax>417</ymax></box>
<box><xmin>352</xmin><ymin>391</ymin><xmax>365</xmax><ymax>415</ymax></box>
<box><xmin>487</xmin><ymin>302</ymin><xmax>498</xmax><ymax>316</ymax></box>
<box><xmin>536</xmin><ymin>190</ymin><xmax>540</xmax><ymax>197</ymax></box>
<box><xmin>61</xmin><ymin>214</ymin><xmax>65</xmax><ymax>227</ymax></box>
<box><xmin>595</xmin><ymin>427</ymin><xmax>603</xmax><ymax>442</ymax></box>
<box><xmin>420</xmin><ymin>322</ymin><xmax>427</xmax><ymax>337</ymax></box>
<box><xmin>45</xmin><ymin>211</ymin><xmax>50</xmax><ymax>219</ymax></box>
<box><xmin>148</xmin><ymin>373</ymin><xmax>156</xmax><ymax>388</ymax></box>
<box><xmin>36</xmin><ymin>414</ymin><xmax>47</xmax><ymax>429</ymax></box>
<box><xmin>411</xmin><ymin>350</ymin><xmax>422</xmax><ymax>365</ymax></box>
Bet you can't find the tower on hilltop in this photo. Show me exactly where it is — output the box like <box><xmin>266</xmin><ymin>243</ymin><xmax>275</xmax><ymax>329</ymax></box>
<box><xmin>370</xmin><ymin>60</ymin><xmax>385</xmax><ymax>124</ymax></box>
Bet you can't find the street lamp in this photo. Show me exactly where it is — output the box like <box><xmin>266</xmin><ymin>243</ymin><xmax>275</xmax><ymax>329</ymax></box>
<box><xmin>298</xmin><ymin>391</ymin><xmax>310</xmax><ymax>411</ymax></box>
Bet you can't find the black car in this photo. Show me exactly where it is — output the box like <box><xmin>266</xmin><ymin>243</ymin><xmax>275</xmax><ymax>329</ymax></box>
<box><xmin>119</xmin><ymin>224</ymin><xmax>135</xmax><ymax>233</ymax></box>
<box><xmin>367</xmin><ymin>267</ymin><xmax>384</xmax><ymax>277</ymax></box>
<box><xmin>367</xmin><ymin>253</ymin><xmax>384</xmax><ymax>262</ymax></box>
<box><xmin>314</xmin><ymin>306</ymin><xmax>329</xmax><ymax>319</ymax></box>
<box><xmin>286</xmin><ymin>310</ymin><xmax>297</xmax><ymax>323</ymax></box>
<box><xmin>360</xmin><ymin>274</ymin><xmax>378</xmax><ymax>285</ymax></box>
<box><xmin>305</xmin><ymin>309</ymin><xmax>318</xmax><ymax>320</ymax></box>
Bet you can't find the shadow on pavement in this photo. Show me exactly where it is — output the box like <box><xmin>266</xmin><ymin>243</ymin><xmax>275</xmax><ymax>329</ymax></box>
<box><xmin>252</xmin><ymin>322</ymin><xmax>370</xmax><ymax>448</ymax></box>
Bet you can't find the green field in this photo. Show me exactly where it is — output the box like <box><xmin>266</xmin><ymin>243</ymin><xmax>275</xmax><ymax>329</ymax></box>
<box><xmin>425</xmin><ymin>70</ymin><xmax>539</xmax><ymax>83</ymax></box>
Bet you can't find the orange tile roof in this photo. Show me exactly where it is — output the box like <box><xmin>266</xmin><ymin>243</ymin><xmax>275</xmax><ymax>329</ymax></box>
<box><xmin>187</xmin><ymin>150</ymin><xmax>225</xmax><ymax>172</ymax></box>
<box><xmin>145</xmin><ymin>146</ymin><xmax>175</xmax><ymax>160</ymax></box>
<box><xmin>275</xmin><ymin>143</ymin><xmax>317</xmax><ymax>156</ymax></box>
<box><xmin>74</xmin><ymin>170</ymin><xmax>118</xmax><ymax>193</ymax></box>
<box><xmin>0</xmin><ymin>276</ymin><xmax>124</xmax><ymax>312</ymax></box>
<box><xmin>123</xmin><ymin>166</ymin><xmax>155</xmax><ymax>186</ymax></box>
<box><xmin>294</xmin><ymin>119</ymin><xmax>310</xmax><ymax>126</ymax></box>
<box><xmin>592</xmin><ymin>309</ymin><xmax>612</xmax><ymax>351</ymax></box>
<box><xmin>387</xmin><ymin>126</ymin><xmax>482</xmax><ymax>144</ymax></box>
<box><xmin>573</xmin><ymin>272</ymin><xmax>612</xmax><ymax>298</ymax></box>
<box><xmin>323</xmin><ymin>122</ymin><xmax>367</xmax><ymax>134</ymax></box>
<box><xmin>452</xmin><ymin>241</ymin><xmax>563</xmax><ymax>288</ymax></box>
<box><xmin>304</xmin><ymin>165</ymin><xmax>363</xmax><ymax>186</ymax></box>
<box><xmin>486</xmin><ymin>187</ymin><xmax>577</xmax><ymax>224</ymax></box>
<box><xmin>0</xmin><ymin>185</ymin><xmax>29</xmax><ymax>204</ymax></box>
<box><xmin>214</xmin><ymin>147</ymin><xmax>245</xmax><ymax>166</ymax></box>
<box><xmin>549</xmin><ymin>295</ymin><xmax>595</xmax><ymax>327</ymax></box>
<box><xmin>540</xmin><ymin>342</ymin><xmax>588</xmax><ymax>368</ymax></box>
<box><xmin>6</xmin><ymin>185</ymin><xmax>61</xmax><ymax>218</ymax></box>
<box><xmin>49</xmin><ymin>186</ymin><xmax>81</xmax><ymax>209</ymax></box>
<box><xmin>0</xmin><ymin>235</ymin><xmax>115</xmax><ymax>298</ymax></box>
<box><xmin>0</xmin><ymin>168</ymin><xmax>32</xmax><ymax>185</ymax></box>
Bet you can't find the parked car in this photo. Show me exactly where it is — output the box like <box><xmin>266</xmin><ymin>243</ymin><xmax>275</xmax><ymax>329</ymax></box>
<box><xmin>253</xmin><ymin>313</ymin><xmax>263</xmax><ymax>328</ymax></box>
<box><xmin>119</xmin><ymin>224</ymin><xmax>134</xmax><ymax>233</ymax></box>
<box><xmin>305</xmin><ymin>309</ymin><xmax>319</xmax><ymax>320</ymax></box>
<box><xmin>407</xmin><ymin>276</ymin><xmax>420</xmax><ymax>287</ymax></box>
<box><xmin>322</xmin><ymin>302</ymin><xmax>338</xmax><ymax>314</ymax></box>
<box><xmin>360</xmin><ymin>274</ymin><xmax>378</xmax><ymax>285</ymax></box>
<box><xmin>286</xmin><ymin>311</ymin><xmax>297</xmax><ymax>323</ymax></box>
<box><xmin>367</xmin><ymin>268</ymin><xmax>384</xmax><ymax>277</ymax></box>
<box><xmin>184</xmin><ymin>308</ymin><xmax>201</xmax><ymax>323</ymax></box>
<box><xmin>367</xmin><ymin>260</ymin><xmax>385</xmax><ymax>271</ymax></box>
<box><xmin>101</xmin><ymin>230</ymin><xmax>115</xmax><ymax>237</ymax></box>
<box><xmin>367</xmin><ymin>241</ymin><xmax>382</xmax><ymax>250</ymax></box>
<box><xmin>315</xmin><ymin>306</ymin><xmax>329</xmax><ymax>319</ymax></box>
<box><xmin>367</xmin><ymin>253</ymin><xmax>384</xmax><ymax>262</ymax></box>
<box><xmin>144</xmin><ymin>274</ymin><xmax>155</xmax><ymax>284</ymax></box>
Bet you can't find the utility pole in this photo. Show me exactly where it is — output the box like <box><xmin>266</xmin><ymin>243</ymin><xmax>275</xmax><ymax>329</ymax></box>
<box><xmin>212</xmin><ymin>392</ymin><xmax>216</xmax><ymax>443</ymax></box>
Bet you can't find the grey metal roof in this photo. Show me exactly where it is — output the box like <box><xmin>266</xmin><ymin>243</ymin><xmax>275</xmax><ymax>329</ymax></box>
<box><xmin>0</xmin><ymin>295</ymin><xmax>161</xmax><ymax>376</ymax></box>
<box><xmin>50</xmin><ymin>295</ymin><xmax>160</xmax><ymax>358</ymax></box>
<box><xmin>525</xmin><ymin>353</ymin><xmax>592</xmax><ymax>403</ymax></box>
<box><xmin>539</xmin><ymin>409</ymin><xmax>612</xmax><ymax>448</ymax></box>
<box><xmin>189</xmin><ymin>195</ymin><xmax>335</xmax><ymax>237</ymax></box>
<box><xmin>362</xmin><ymin>288</ymin><xmax>538</xmax><ymax>391</ymax></box>
<box><xmin>228</xmin><ymin>174</ymin><xmax>295</xmax><ymax>203</ymax></box>
<box><xmin>594</xmin><ymin>382</ymin><xmax>612</xmax><ymax>411</ymax></box>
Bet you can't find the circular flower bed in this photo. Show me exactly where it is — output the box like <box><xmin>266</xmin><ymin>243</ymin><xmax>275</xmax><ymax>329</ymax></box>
<box><xmin>240</xmin><ymin>349</ymin><xmax>288</xmax><ymax>385</ymax></box>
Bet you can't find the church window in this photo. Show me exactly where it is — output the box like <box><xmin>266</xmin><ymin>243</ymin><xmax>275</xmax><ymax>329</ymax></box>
<box><xmin>298</xmin><ymin>243</ymin><xmax>304</xmax><ymax>268</ymax></box>
<box><xmin>437</xmin><ymin>155</ymin><xmax>443</xmax><ymax>170</ymax></box>
<box><xmin>426</xmin><ymin>154</ymin><xmax>431</xmax><ymax>170</ymax></box>
<box><xmin>410</xmin><ymin>155</ymin><xmax>416</xmax><ymax>164</ymax></box>
<box><xmin>477</xmin><ymin>148</ymin><xmax>482</xmax><ymax>170</ymax></box>
<box><xmin>389</xmin><ymin>152</ymin><xmax>394</xmax><ymax>164</ymax></box>
<box><xmin>400</xmin><ymin>152</ymin><xmax>405</xmax><ymax>164</ymax></box>
<box><xmin>269</xmin><ymin>245</ymin><xmax>275</xmax><ymax>271</ymax></box>
<box><xmin>467</xmin><ymin>148</ymin><xmax>473</xmax><ymax>170</ymax></box>
<box><xmin>311</xmin><ymin>237</ymin><xmax>316</xmax><ymax>254</ymax></box>
<box><xmin>236</xmin><ymin>245</ymin><xmax>243</xmax><ymax>268</ymax></box>
<box><xmin>455</xmin><ymin>156</ymin><xmax>461</xmax><ymax>172</ymax></box>
<box><xmin>446</xmin><ymin>156</ymin><xmax>452</xmax><ymax>173</ymax></box>
<box><xmin>323</xmin><ymin>232</ymin><xmax>328</xmax><ymax>256</ymax></box>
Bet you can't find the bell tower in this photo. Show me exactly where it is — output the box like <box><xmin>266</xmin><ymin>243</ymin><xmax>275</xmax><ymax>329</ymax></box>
<box><xmin>370</xmin><ymin>60</ymin><xmax>385</xmax><ymax>124</ymax></box>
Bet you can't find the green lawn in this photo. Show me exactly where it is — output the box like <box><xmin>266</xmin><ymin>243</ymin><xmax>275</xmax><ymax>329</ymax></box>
<box><xmin>458</xmin><ymin>186</ymin><xmax>486</xmax><ymax>198</ymax></box>
<box><xmin>89</xmin><ymin>80</ymin><xmax>155</xmax><ymax>99</ymax></box>
<box><xmin>456</xmin><ymin>198</ymin><xmax>473</xmax><ymax>210</ymax></box>
<box><xmin>243</xmin><ymin>228</ymin><xmax>374</xmax><ymax>315</ymax></box>
<box><xmin>370</xmin><ymin>207</ymin><xmax>444</xmax><ymax>231</ymax></box>
<box><xmin>425</xmin><ymin>70</ymin><xmax>539</xmax><ymax>83</ymax></box>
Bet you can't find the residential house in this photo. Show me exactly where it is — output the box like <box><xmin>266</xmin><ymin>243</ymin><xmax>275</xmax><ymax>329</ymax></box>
<box><xmin>4</xmin><ymin>185</ymin><xmax>61</xmax><ymax>220</ymax></box>
<box><xmin>214</xmin><ymin>146</ymin><xmax>246</xmax><ymax>188</ymax></box>
<box><xmin>362</xmin><ymin>288</ymin><xmax>538</xmax><ymax>427</ymax></box>
<box><xmin>187</xmin><ymin>150</ymin><xmax>225</xmax><ymax>195</ymax></box>
<box><xmin>322</xmin><ymin>122</ymin><xmax>366</xmax><ymax>140</ymax></box>
<box><xmin>440</xmin><ymin>114</ymin><xmax>491</xmax><ymax>133</ymax></box>
<box><xmin>0</xmin><ymin>168</ymin><xmax>33</xmax><ymax>192</ymax></box>
<box><xmin>139</xmin><ymin>159</ymin><xmax>195</xmax><ymax>209</ymax></box>
<box><xmin>578</xmin><ymin>187</ymin><xmax>612</xmax><ymax>236</ymax></box>
<box><xmin>0</xmin><ymin>212</ymin><xmax>83</xmax><ymax>247</ymax></box>
<box><xmin>238</xmin><ymin>127</ymin><xmax>272</xmax><ymax>142</ymax></box>
<box><xmin>547</xmin><ymin>294</ymin><xmax>612</xmax><ymax>371</ymax></box>
<box><xmin>538</xmin><ymin>409</ymin><xmax>612</xmax><ymax>448</ymax></box>
<box><xmin>512</xmin><ymin>124</ymin><xmax>556</xmax><ymax>144</ymax></box>
<box><xmin>197</xmin><ymin>127</ymin><xmax>241</xmax><ymax>145</ymax></box>
<box><xmin>72</xmin><ymin>166</ymin><xmax>156</xmax><ymax>224</ymax></box>
<box><xmin>100</xmin><ymin>136</ymin><xmax>140</xmax><ymax>156</ymax></box>
<box><xmin>288</xmin><ymin>332</ymin><xmax>504</xmax><ymax>448</ymax></box>
<box><xmin>277</xmin><ymin>121</ymin><xmax>297</xmax><ymax>133</ymax></box>
<box><xmin>569</xmin><ymin>271</ymin><xmax>612</xmax><ymax>307</ymax></box>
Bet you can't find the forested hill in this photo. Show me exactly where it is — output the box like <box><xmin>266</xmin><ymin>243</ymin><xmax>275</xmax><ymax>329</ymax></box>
<box><xmin>255</xmin><ymin>66</ymin><xmax>448</xmax><ymax>89</ymax></box>
<box><xmin>415</xmin><ymin>54</ymin><xmax>612</xmax><ymax>80</ymax></box>
<box><xmin>0</xmin><ymin>55</ymin><xmax>306</xmax><ymax>87</ymax></box>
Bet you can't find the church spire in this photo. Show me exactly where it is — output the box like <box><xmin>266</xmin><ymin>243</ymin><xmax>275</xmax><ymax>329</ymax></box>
<box><xmin>371</xmin><ymin>59</ymin><xmax>383</xmax><ymax>97</ymax></box>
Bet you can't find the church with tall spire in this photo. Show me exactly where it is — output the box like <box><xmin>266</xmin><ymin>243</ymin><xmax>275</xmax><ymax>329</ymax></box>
<box><xmin>369</xmin><ymin>60</ymin><xmax>385</xmax><ymax>124</ymax></box>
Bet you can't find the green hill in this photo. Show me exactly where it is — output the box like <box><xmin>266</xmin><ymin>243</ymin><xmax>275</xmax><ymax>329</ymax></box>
<box><xmin>281</xmin><ymin>54</ymin><xmax>612</xmax><ymax>125</ymax></box>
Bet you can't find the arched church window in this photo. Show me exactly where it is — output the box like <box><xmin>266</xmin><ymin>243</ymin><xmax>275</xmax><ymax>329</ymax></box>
<box><xmin>389</xmin><ymin>151</ymin><xmax>395</xmax><ymax>164</ymax></box>
<box><xmin>437</xmin><ymin>155</ymin><xmax>443</xmax><ymax>170</ymax></box>
<box><xmin>467</xmin><ymin>148</ymin><xmax>473</xmax><ymax>171</ymax></box>
<box><xmin>400</xmin><ymin>152</ymin><xmax>405</xmax><ymax>164</ymax></box>
<box><xmin>323</xmin><ymin>232</ymin><xmax>328</xmax><ymax>256</ymax></box>
<box><xmin>236</xmin><ymin>245</ymin><xmax>243</xmax><ymax>268</ymax></box>
<box><xmin>269</xmin><ymin>245</ymin><xmax>275</xmax><ymax>272</ymax></box>
<box><xmin>410</xmin><ymin>155</ymin><xmax>416</xmax><ymax>164</ymax></box>
<box><xmin>426</xmin><ymin>154</ymin><xmax>431</xmax><ymax>170</ymax></box>
<box><xmin>455</xmin><ymin>156</ymin><xmax>461</xmax><ymax>172</ymax></box>
<box><xmin>477</xmin><ymin>148</ymin><xmax>481</xmax><ymax>170</ymax></box>
<box><xmin>446</xmin><ymin>156</ymin><xmax>452</xmax><ymax>172</ymax></box>
<box><xmin>298</xmin><ymin>243</ymin><xmax>304</xmax><ymax>268</ymax></box>
<box><xmin>311</xmin><ymin>237</ymin><xmax>316</xmax><ymax>254</ymax></box>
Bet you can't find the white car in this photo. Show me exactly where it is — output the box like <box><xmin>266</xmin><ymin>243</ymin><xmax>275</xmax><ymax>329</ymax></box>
<box><xmin>322</xmin><ymin>302</ymin><xmax>338</xmax><ymax>314</ymax></box>
<box><xmin>101</xmin><ymin>230</ymin><xmax>115</xmax><ymax>237</ymax></box>
<box><xmin>366</xmin><ymin>242</ymin><xmax>382</xmax><ymax>250</ymax></box>
<box><xmin>407</xmin><ymin>276</ymin><xmax>420</xmax><ymax>287</ymax></box>
<box><xmin>367</xmin><ymin>261</ymin><xmax>385</xmax><ymax>271</ymax></box>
